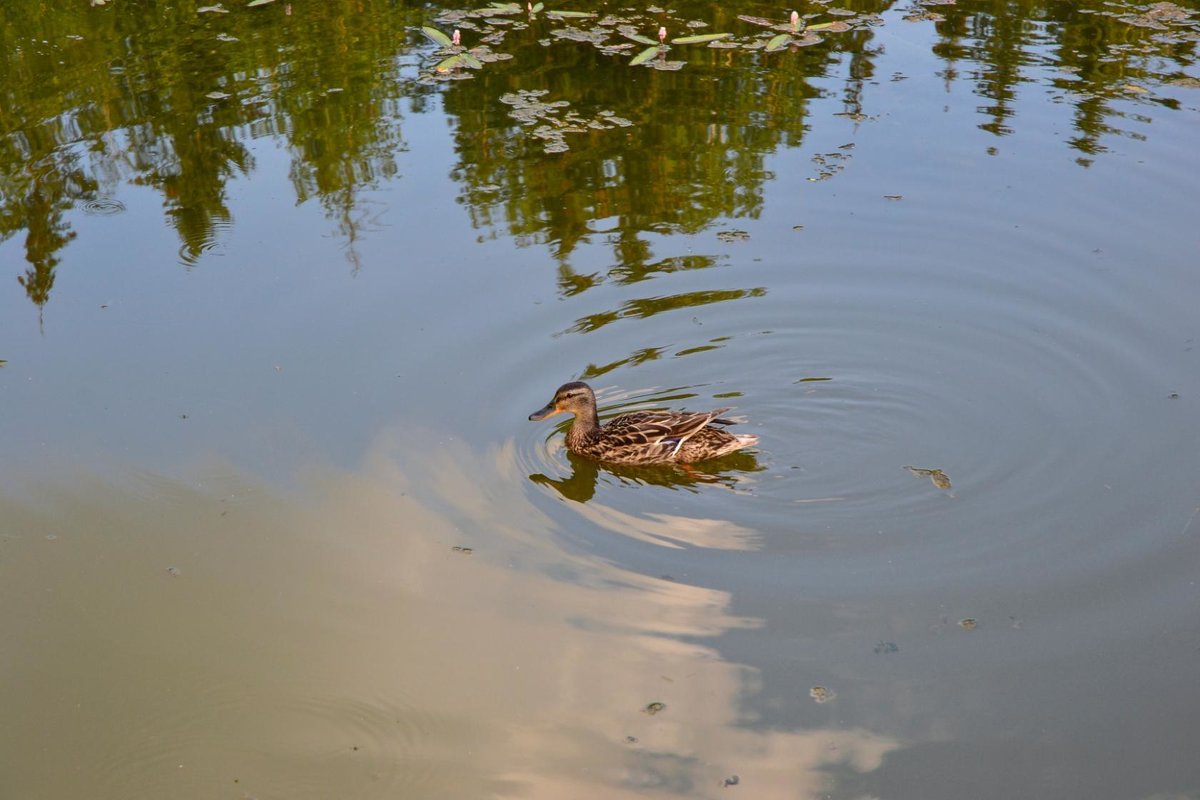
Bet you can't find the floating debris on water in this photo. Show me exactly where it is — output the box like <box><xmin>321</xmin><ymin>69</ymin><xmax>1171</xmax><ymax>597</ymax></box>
<box><xmin>809</xmin><ymin>686</ymin><xmax>835</xmax><ymax>703</ymax></box>
<box><xmin>723</xmin><ymin>774</ymin><xmax>740</xmax><ymax>787</ymax></box>
<box><xmin>874</xmin><ymin>641</ymin><xmax>899</xmax><ymax>654</ymax></box>
<box><xmin>643</xmin><ymin>701</ymin><xmax>667</xmax><ymax>715</ymax></box>
<box><xmin>810</xmin><ymin>150</ymin><xmax>851</xmax><ymax>181</ymax></box>
<box><xmin>959</xmin><ymin>617</ymin><xmax>978</xmax><ymax>630</ymax></box>
<box><xmin>451</xmin><ymin>545</ymin><xmax>474</xmax><ymax>554</ymax></box>
<box><xmin>904</xmin><ymin>465</ymin><xmax>952</xmax><ymax>490</ymax></box>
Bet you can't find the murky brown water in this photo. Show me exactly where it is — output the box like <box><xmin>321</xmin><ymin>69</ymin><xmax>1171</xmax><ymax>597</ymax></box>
<box><xmin>3</xmin><ymin>0</ymin><xmax>1200</xmax><ymax>797</ymax></box>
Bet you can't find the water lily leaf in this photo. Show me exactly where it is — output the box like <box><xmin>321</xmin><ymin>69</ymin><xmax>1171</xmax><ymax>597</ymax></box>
<box><xmin>765</xmin><ymin>33</ymin><xmax>792</xmax><ymax>51</ymax></box>
<box><xmin>421</xmin><ymin>26</ymin><xmax>455</xmax><ymax>46</ymax></box>
<box><xmin>629</xmin><ymin>45</ymin><xmax>661</xmax><ymax>65</ymax></box>
<box><xmin>246</xmin><ymin>0</ymin><xmax>276</xmax><ymax>6</ymax></box>
<box><xmin>622</xmin><ymin>31</ymin><xmax>659</xmax><ymax>45</ymax></box>
<box><xmin>459</xmin><ymin>50</ymin><xmax>484</xmax><ymax>68</ymax></box>
<box><xmin>671</xmin><ymin>32</ymin><xmax>732</xmax><ymax>44</ymax></box>
<box><xmin>530</xmin><ymin>1</ymin><xmax>544</xmax><ymax>10</ymax></box>
<box><xmin>737</xmin><ymin>14</ymin><xmax>776</xmax><ymax>27</ymax></box>
<box><xmin>805</xmin><ymin>21</ymin><xmax>838</xmax><ymax>31</ymax></box>
<box><xmin>435</xmin><ymin>54</ymin><xmax>465</xmax><ymax>72</ymax></box>
<box><xmin>490</xmin><ymin>1</ymin><xmax>521</xmax><ymax>9</ymax></box>
<box><xmin>546</xmin><ymin>10</ymin><xmax>596</xmax><ymax>17</ymax></box>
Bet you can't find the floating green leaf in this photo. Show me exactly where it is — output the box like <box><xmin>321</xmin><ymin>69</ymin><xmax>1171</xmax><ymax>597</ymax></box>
<box><xmin>459</xmin><ymin>50</ymin><xmax>484</xmax><ymax>68</ymax></box>
<box><xmin>490</xmin><ymin>1</ymin><xmax>521</xmax><ymax>9</ymax></box>
<box><xmin>671</xmin><ymin>32</ymin><xmax>732</xmax><ymax>44</ymax></box>
<box><xmin>435</xmin><ymin>54</ymin><xmax>465</xmax><ymax>72</ymax></box>
<box><xmin>765</xmin><ymin>33</ymin><xmax>792</xmax><ymax>51</ymax></box>
<box><xmin>421</xmin><ymin>26</ymin><xmax>455</xmax><ymax>46</ymax></box>
<box><xmin>530</xmin><ymin>1</ymin><xmax>544</xmax><ymax>10</ymax></box>
<box><xmin>629</xmin><ymin>45</ymin><xmax>661</xmax><ymax>65</ymax></box>
<box><xmin>546</xmin><ymin>10</ymin><xmax>596</xmax><ymax>17</ymax></box>
<box><xmin>246</xmin><ymin>0</ymin><xmax>276</xmax><ymax>6</ymax></box>
<box><xmin>622</xmin><ymin>31</ymin><xmax>659</xmax><ymax>45</ymax></box>
<box><xmin>806</xmin><ymin>21</ymin><xmax>837</xmax><ymax>31</ymax></box>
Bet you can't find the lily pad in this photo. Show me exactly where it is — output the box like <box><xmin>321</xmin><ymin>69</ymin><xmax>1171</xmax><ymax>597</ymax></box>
<box><xmin>546</xmin><ymin>9</ymin><xmax>596</xmax><ymax>18</ymax></box>
<box><xmin>629</xmin><ymin>45</ymin><xmax>661</xmax><ymax>65</ymax></box>
<box><xmin>434</xmin><ymin>54</ymin><xmax>466</xmax><ymax>72</ymax></box>
<box><xmin>737</xmin><ymin>14</ymin><xmax>777</xmax><ymax>27</ymax></box>
<box><xmin>246</xmin><ymin>0</ymin><xmax>276</xmax><ymax>7</ymax></box>
<box><xmin>622</xmin><ymin>31</ymin><xmax>659</xmax><ymax>45</ymax></box>
<box><xmin>459</xmin><ymin>50</ymin><xmax>484</xmax><ymax>68</ymax></box>
<box><xmin>671</xmin><ymin>32</ymin><xmax>732</xmax><ymax>44</ymax></box>
<box><xmin>421</xmin><ymin>26</ymin><xmax>455</xmax><ymax>46</ymax></box>
<box><xmin>806</xmin><ymin>20</ymin><xmax>851</xmax><ymax>32</ymax></box>
<box><xmin>765</xmin><ymin>33</ymin><xmax>792</xmax><ymax>51</ymax></box>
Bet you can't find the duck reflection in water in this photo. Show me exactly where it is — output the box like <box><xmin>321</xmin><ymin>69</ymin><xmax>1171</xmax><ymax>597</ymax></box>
<box><xmin>529</xmin><ymin>448</ymin><xmax>763</xmax><ymax>503</ymax></box>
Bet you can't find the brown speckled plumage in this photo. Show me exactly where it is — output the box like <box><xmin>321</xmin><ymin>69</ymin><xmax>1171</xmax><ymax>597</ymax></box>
<box><xmin>529</xmin><ymin>381</ymin><xmax>758</xmax><ymax>465</ymax></box>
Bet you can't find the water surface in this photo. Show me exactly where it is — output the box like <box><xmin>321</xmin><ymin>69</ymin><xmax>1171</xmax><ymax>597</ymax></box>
<box><xmin>3</xmin><ymin>0</ymin><xmax>1199</xmax><ymax>797</ymax></box>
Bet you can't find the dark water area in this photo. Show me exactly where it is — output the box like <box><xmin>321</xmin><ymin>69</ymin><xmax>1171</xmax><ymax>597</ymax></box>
<box><xmin>3</xmin><ymin>1</ymin><xmax>1200</xmax><ymax>798</ymax></box>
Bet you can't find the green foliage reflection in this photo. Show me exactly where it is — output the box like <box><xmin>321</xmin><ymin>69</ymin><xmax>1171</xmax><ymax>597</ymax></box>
<box><xmin>0</xmin><ymin>0</ymin><xmax>1196</xmax><ymax>312</ymax></box>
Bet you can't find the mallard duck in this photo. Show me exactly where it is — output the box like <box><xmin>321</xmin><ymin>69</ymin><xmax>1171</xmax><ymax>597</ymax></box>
<box><xmin>528</xmin><ymin>381</ymin><xmax>758</xmax><ymax>465</ymax></box>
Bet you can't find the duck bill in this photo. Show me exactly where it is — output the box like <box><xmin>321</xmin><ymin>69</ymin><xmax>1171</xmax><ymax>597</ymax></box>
<box><xmin>528</xmin><ymin>402</ymin><xmax>560</xmax><ymax>421</ymax></box>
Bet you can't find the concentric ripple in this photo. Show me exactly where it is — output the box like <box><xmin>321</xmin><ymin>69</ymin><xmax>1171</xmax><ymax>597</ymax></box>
<box><xmin>82</xmin><ymin>197</ymin><xmax>126</xmax><ymax>215</ymax></box>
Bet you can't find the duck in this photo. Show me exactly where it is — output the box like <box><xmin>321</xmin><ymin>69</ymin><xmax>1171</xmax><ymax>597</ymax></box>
<box><xmin>528</xmin><ymin>381</ymin><xmax>758</xmax><ymax>465</ymax></box>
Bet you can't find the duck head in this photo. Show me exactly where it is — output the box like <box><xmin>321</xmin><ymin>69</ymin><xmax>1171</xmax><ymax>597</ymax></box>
<box><xmin>528</xmin><ymin>381</ymin><xmax>596</xmax><ymax>421</ymax></box>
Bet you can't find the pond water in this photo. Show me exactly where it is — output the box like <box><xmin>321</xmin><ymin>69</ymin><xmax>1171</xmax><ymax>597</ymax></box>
<box><xmin>2</xmin><ymin>0</ymin><xmax>1199</xmax><ymax>797</ymax></box>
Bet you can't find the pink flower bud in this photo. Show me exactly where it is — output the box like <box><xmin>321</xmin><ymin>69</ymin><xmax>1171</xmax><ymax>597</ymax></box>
<box><xmin>658</xmin><ymin>26</ymin><xmax>667</xmax><ymax>43</ymax></box>
<box><xmin>452</xmin><ymin>29</ymin><xmax>461</xmax><ymax>46</ymax></box>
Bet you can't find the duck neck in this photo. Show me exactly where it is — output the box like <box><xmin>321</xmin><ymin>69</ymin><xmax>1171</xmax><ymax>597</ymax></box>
<box><xmin>566</xmin><ymin>408</ymin><xmax>600</xmax><ymax>448</ymax></box>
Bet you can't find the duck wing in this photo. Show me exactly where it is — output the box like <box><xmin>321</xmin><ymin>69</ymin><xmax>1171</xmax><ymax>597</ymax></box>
<box><xmin>598</xmin><ymin>408</ymin><xmax>732</xmax><ymax>460</ymax></box>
